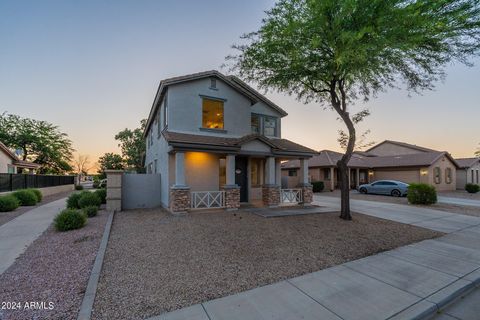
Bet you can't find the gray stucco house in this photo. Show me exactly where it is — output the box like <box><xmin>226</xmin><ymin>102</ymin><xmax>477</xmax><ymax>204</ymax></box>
<box><xmin>144</xmin><ymin>70</ymin><xmax>317</xmax><ymax>213</ymax></box>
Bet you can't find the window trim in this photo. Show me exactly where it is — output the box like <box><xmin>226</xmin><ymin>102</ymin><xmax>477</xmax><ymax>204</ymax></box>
<box><xmin>201</xmin><ymin>96</ymin><xmax>225</xmax><ymax>130</ymax></box>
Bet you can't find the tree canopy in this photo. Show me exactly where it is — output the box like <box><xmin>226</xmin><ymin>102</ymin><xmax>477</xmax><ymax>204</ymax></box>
<box><xmin>0</xmin><ymin>113</ymin><xmax>74</xmax><ymax>173</ymax></box>
<box><xmin>115</xmin><ymin>119</ymin><xmax>146</xmax><ymax>172</ymax></box>
<box><xmin>231</xmin><ymin>0</ymin><xmax>480</xmax><ymax>219</ymax></box>
<box><xmin>98</xmin><ymin>153</ymin><xmax>125</xmax><ymax>173</ymax></box>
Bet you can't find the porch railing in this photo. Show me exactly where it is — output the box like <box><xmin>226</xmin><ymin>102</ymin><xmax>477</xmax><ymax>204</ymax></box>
<box><xmin>280</xmin><ymin>188</ymin><xmax>303</xmax><ymax>204</ymax></box>
<box><xmin>191</xmin><ymin>191</ymin><xmax>226</xmax><ymax>209</ymax></box>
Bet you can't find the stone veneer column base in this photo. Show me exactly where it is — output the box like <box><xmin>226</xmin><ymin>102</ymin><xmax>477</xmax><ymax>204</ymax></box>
<box><xmin>299</xmin><ymin>184</ymin><xmax>313</xmax><ymax>206</ymax></box>
<box><xmin>262</xmin><ymin>184</ymin><xmax>280</xmax><ymax>207</ymax></box>
<box><xmin>222</xmin><ymin>185</ymin><xmax>240</xmax><ymax>211</ymax></box>
<box><xmin>169</xmin><ymin>186</ymin><xmax>191</xmax><ymax>214</ymax></box>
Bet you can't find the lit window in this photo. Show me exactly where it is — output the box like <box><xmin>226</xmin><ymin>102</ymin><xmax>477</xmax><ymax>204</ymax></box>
<box><xmin>202</xmin><ymin>98</ymin><xmax>224</xmax><ymax>129</ymax></box>
<box><xmin>434</xmin><ymin>167</ymin><xmax>441</xmax><ymax>184</ymax></box>
<box><xmin>251</xmin><ymin>114</ymin><xmax>260</xmax><ymax>134</ymax></box>
<box><xmin>264</xmin><ymin>116</ymin><xmax>277</xmax><ymax>136</ymax></box>
<box><xmin>445</xmin><ymin>167</ymin><xmax>452</xmax><ymax>184</ymax></box>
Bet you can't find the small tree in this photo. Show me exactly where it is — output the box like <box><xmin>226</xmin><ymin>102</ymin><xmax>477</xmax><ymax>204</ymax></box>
<box><xmin>115</xmin><ymin>119</ymin><xmax>146</xmax><ymax>172</ymax></box>
<box><xmin>97</xmin><ymin>153</ymin><xmax>125</xmax><ymax>178</ymax></box>
<box><xmin>231</xmin><ymin>0</ymin><xmax>480</xmax><ymax>220</ymax></box>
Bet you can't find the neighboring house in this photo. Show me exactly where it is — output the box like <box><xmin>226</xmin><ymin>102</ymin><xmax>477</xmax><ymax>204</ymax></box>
<box><xmin>455</xmin><ymin>157</ymin><xmax>480</xmax><ymax>189</ymax></box>
<box><xmin>0</xmin><ymin>141</ymin><xmax>40</xmax><ymax>174</ymax></box>
<box><xmin>144</xmin><ymin>70</ymin><xmax>317</xmax><ymax>213</ymax></box>
<box><xmin>282</xmin><ymin>140</ymin><xmax>459</xmax><ymax>191</ymax></box>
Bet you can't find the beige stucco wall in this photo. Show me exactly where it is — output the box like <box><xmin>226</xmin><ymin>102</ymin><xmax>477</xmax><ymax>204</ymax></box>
<box><xmin>0</xmin><ymin>151</ymin><xmax>14</xmax><ymax>173</ymax></box>
<box><xmin>427</xmin><ymin>156</ymin><xmax>456</xmax><ymax>191</ymax></box>
<box><xmin>371</xmin><ymin>168</ymin><xmax>421</xmax><ymax>184</ymax></box>
<box><xmin>368</xmin><ymin>143</ymin><xmax>424</xmax><ymax>156</ymax></box>
<box><xmin>458</xmin><ymin>161</ymin><xmax>480</xmax><ymax>188</ymax></box>
<box><xmin>184</xmin><ymin>152</ymin><xmax>220</xmax><ymax>192</ymax></box>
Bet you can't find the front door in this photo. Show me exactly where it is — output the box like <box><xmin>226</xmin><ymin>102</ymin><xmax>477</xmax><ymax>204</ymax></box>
<box><xmin>235</xmin><ymin>156</ymin><xmax>248</xmax><ymax>202</ymax></box>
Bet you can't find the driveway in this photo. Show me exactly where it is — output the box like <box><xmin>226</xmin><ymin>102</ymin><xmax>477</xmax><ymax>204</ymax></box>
<box><xmin>438</xmin><ymin>196</ymin><xmax>480</xmax><ymax>208</ymax></box>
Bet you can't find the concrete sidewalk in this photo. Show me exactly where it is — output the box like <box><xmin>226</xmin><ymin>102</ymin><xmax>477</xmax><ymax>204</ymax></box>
<box><xmin>0</xmin><ymin>198</ymin><xmax>67</xmax><ymax>274</ymax></box>
<box><xmin>438</xmin><ymin>196</ymin><xmax>480</xmax><ymax>208</ymax></box>
<box><xmin>151</xmin><ymin>198</ymin><xmax>480</xmax><ymax>320</ymax></box>
<box><xmin>432</xmin><ymin>286</ymin><xmax>480</xmax><ymax>320</ymax></box>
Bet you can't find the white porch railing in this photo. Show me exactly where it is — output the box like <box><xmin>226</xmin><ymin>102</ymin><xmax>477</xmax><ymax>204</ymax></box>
<box><xmin>281</xmin><ymin>188</ymin><xmax>303</xmax><ymax>204</ymax></box>
<box><xmin>191</xmin><ymin>191</ymin><xmax>226</xmax><ymax>209</ymax></box>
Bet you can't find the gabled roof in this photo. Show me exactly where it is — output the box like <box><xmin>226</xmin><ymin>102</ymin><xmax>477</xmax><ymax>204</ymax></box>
<box><xmin>162</xmin><ymin>131</ymin><xmax>317</xmax><ymax>156</ymax></box>
<box><xmin>366</xmin><ymin>140</ymin><xmax>439</xmax><ymax>153</ymax></box>
<box><xmin>145</xmin><ymin>70</ymin><xmax>288</xmax><ymax>136</ymax></box>
<box><xmin>281</xmin><ymin>150</ymin><xmax>371</xmax><ymax>169</ymax></box>
<box><xmin>0</xmin><ymin>141</ymin><xmax>40</xmax><ymax>169</ymax></box>
<box><xmin>455</xmin><ymin>157</ymin><xmax>480</xmax><ymax>168</ymax></box>
<box><xmin>0</xmin><ymin>141</ymin><xmax>18</xmax><ymax>160</ymax></box>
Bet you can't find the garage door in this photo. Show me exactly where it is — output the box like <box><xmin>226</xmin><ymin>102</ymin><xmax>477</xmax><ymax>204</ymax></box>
<box><xmin>373</xmin><ymin>170</ymin><xmax>419</xmax><ymax>184</ymax></box>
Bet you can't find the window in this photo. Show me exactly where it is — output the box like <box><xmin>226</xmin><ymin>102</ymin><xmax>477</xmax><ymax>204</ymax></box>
<box><xmin>251</xmin><ymin>114</ymin><xmax>260</xmax><ymax>134</ymax></box>
<box><xmin>434</xmin><ymin>167</ymin><xmax>441</xmax><ymax>184</ymax></box>
<box><xmin>163</xmin><ymin>95</ymin><xmax>168</xmax><ymax>129</ymax></box>
<box><xmin>210</xmin><ymin>78</ymin><xmax>217</xmax><ymax>89</ymax></box>
<box><xmin>202</xmin><ymin>98</ymin><xmax>224</xmax><ymax>129</ymax></box>
<box><xmin>219</xmin><ymin>158</ymin><xmax>226</xmax><ymax>186</ymax></box>
<box><xmin>154</xmin><ymin>159</ymin><xmax>158</xmax><ymax>174</ymax></box>
<box><xmin>263</xmin><ymin>116</ymin><xmax>277</xmax><ymax>136</ymax></box>
<box><xmin>472</xmin><ymin>170</ymin><xmax>475</xmax><ymax>183</ymax></box>
<box><xmin>445</xmin><ymin>167</ymin><xmax>452</xmax><ymax>184</ymax></box>
<box><xmin>323</xmin><ymin>168</ymin><xmax>331</xmax><ymax>180</ymax></box>
<box><xmin>288</xmin><ymin>169</ymin><xmax>297</xmax><ymax>177</ymax></box>
<box><xmin>7</xmin><ymin>165</ymin><xmax>15</xmax><ymax>173</ymax></box>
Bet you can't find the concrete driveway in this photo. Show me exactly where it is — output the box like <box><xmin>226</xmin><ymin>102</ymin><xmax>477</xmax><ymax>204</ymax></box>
<box><xmin>438</xmin><ymin>196</ymin><xmax>480</xmax><ymax>208</ymax></box>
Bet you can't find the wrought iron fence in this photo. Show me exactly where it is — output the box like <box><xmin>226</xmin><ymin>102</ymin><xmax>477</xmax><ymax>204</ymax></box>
<box><xmin>280</xmin><ymin>188</ymin><xmax>303</xmax><ymax>204</ymax></box>
<box><xmin>191</xmin><ymin>191</ymin><xmax>225</xmax><ymax>209</ymax></box>
<box><xmin>0</xmin><ymin>174</ymin><xmax>75</xmax><ymax>192</ymax></box>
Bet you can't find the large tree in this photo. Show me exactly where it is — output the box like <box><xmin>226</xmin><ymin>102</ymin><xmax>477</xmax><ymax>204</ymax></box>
<box><xmin>115</xmin><ymin>119</ymin><xmax>146</xmax><ymax>172</ymax></box>
<box><xmin>97</xmin><ymin>153</ymin><xmax>125</xmax><ymax>178</ymax></box>
<box><xmin>230</xmin><ymin>0</ymin><xmax>480</xmax><ymax>220</ymax></box>
<box><xmin>0</xmin><ymin>113</ymin><xmax>74</xmax><ymax>173</ymax></box>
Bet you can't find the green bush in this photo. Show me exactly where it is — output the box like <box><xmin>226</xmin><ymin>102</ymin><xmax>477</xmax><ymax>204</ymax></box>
<box><xmin>54</xmin><ymin>209</ymin><xmax>87</xmax><ymax>231</ymax></box>
<box><xmin>27</xmin><ymin>189</ymin><xmax>42</xmax><ymax>202</ymax></box>
<box><xmin>83</xmin><ymin>205</ymin><xmax>98</xmax><ymax>217</ymax></box>
<box><xmin>312</xmin><ymin>181</ymin><xmax>325</xmax><ymax>193</ymax></box>
<box><xmin>66</xmin><ymin>191</ymin><xmax>90</xmax><ymax>209</ymax></box>
<box><xmin>12</xmin><ymin>189</ymin><xmax>38</xmax><ymax>206</ymax></box>
<box><xmin>465</xmin><ymin>183</ymin><xmax>480</xmax><ymax>194</ymax></box>
<box><xmin>93</xmin><ymin>180</ymin><xmax>99</xmax><ymax>189</ymax></box>
<box><xmin>78</xmin><ymin>192</ymin><xmax>101</xmax><ymax>208</ymax></box>
<box><xmin>75</xmin><ymin>185</ymin><xmax>84</xmax><ymax>190</ymax></box>
<box><xmin>0</xmin><ymin>195</ymin><xmax>20</xmax><ymax>212</ymax></box>
<box><xmin>407</xmin><ymin>183</ymin><xmax>437</xmax><ymax>205</ymax></box>
<box><xmin>95</xmin><ymin>188</ymin><xmax>107</xmax><ymax>204</ymax></box>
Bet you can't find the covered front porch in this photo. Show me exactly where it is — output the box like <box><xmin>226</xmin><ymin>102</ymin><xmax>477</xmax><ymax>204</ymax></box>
<box><xmin>169</xmin><ymin>151</ymin><xmax>314</xmax><ymax>213</ymax></box>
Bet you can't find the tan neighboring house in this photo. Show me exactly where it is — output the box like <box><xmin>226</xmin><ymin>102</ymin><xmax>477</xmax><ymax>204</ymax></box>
<box><xmin>282</xmin><ymin>140</ymin><xmax>459</xmax><ymax>191</ymax></box>
<box><xmin>0</xmin><ymin>141</ymin><xmax>40</xmax><ymax>174</ymax></box>
<box><xmin>455</xmin><ymin>157</ymin><xmax>480</xmax><ymax>189</ymax></box>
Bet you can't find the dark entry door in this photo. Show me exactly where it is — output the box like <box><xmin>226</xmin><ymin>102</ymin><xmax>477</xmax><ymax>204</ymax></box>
<box><xmin>235</xmin><ymin>157</ymin><xmax>248</xmax><ymax>202</ymax></box>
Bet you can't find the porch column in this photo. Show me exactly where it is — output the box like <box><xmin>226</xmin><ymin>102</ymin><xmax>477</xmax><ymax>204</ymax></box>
<box><xmin>170</xmin><ymin>151</ymin><xmax>190</xmax><ymax>214</ymax></box>
<box><xmin>330</xmin><ymin>167</ymin><xmax>335</xmax><ymax>191</ymax></box>
<box><xmin>223</xmin><ymin>154</ymin><xmax>240</xmax><ymax>211</ymax></box>
<box><xmin>275</xmin><ymin>159</ymin><xmax>282</xmax><ymax>187</ymax></box>
<box><xmin>298</xmin><ymin>158</ymin><xmax>313</xmax><ymax>205</ymax></box>
<box><xmin>263</xmin><ymin>156</ymin><xmax>280</xmax><ymax>207</ymax></box>
<box><xmin>356</xmin><ymin>168</ymin><xmax>360</xmax><ymax>189</ymax></box>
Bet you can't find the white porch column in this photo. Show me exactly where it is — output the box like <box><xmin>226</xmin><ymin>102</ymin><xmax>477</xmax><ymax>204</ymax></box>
<box><xmin>226</xmin><ymin>154</ymin><xmax>236</xmax><ymax>186</ymax></box>
<box><xmin>265</xmin><ymin>156</ymin><xmax>276</xmax><ymax>185</ymax></box>
<box><xmin>299</xmin><ymin>158</ymin><xmax>309</xmax><ymax>185</ymax></box>
<box><xmin>275</xmin><ymin>159</ymin><xmax>282</xmax><ymax>187</ymax></box>
<box><xmin>330</xmin><ymin>167</ymin><xmax>335</xmax><ymax>191</ymax></box>
<box><xmin>174</xmin><ymin>152</ymin><xmax>186</xmax><ymax>186</ymax></box>
<box><xmin>356</xmin><ymin>168</ymin><xmax>360</xmax><ymax>189</ymax></box>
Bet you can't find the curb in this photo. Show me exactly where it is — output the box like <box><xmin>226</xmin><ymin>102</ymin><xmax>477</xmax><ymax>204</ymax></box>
<box><xmin>77</xmin><ymin>210</ymin><xmax>115</xmax><ymax>320</ymax></box>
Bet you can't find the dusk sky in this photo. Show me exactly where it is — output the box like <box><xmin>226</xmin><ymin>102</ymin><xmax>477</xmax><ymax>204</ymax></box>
<box><xmin>1</xmin><ymin>0</ymin><xmax>479</xmax><ymax>166</ymax></box>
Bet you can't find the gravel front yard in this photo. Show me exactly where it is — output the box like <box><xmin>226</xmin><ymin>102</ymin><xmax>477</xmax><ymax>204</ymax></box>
<box><xmin>0</xmin><ymin>210</ymin><xmax>108</xmax><ymax>320</ymax></box>
<box><xmin>0</xmin><ymin>190</ymin><xmax>73</xmax><ymax>227</ymax></box>
<box><xmin>92</xmin><ymin>209</ymin><xmax>441</xmax><ymax>320</ymax></box>
<box><xmin>320</xmin><ymin>190</ymin><xmax>480</xmax><ymax>217</ymax></box>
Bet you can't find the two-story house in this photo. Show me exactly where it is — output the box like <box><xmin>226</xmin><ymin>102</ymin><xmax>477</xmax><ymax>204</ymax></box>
<box><xmin>144</xmin><ymin>70</ymin><xmax>317</xmax><ymax>213</ymax></box>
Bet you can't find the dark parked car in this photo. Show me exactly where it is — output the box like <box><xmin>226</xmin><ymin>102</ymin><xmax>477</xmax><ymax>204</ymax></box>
<box><xmin>358</xmin><ymin>180</ymin><xmax>409</xmax><ymax>197</ymax></box>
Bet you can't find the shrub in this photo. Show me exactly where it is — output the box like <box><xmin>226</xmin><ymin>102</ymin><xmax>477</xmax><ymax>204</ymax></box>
<box><xmin>12</xmin><ymin>189</ymin><xmax>38</xmax><ymax>206</ymax></box>
<box><xmin>75</xmin><ymin>185</ymin><xmax>84</xmax><ymax>190</ymax></box>
<box><xmin>78</xmin><ymin>192</ymin><xmax>101</xmax><ymax>208</ymax></box>
<box><xmin>407</xmin><ymin>183</ymin><xmax>437</xmax><ymax>205</ymax></box>
<box><xmin>66</xmin><ymin>191</ymin><xmax>90</xmax><ymax>209</ymax></box>
<box><xmin>27</xmin><ymin>189</ymin><xmax>43</xmax><ymax>202</ymax></box>
<box><xmin>93</xmin><ymin>180</ymin><xmax>99</xmax><ymax>189</ymax></box>
<box><xmin>54</xmin><ymin>209</ymin><xmax>87</xmax><ymax>231</ymax></box>
<box><xmin>83</xmin><ymin>205</ymin><xmax>98</xmax><ymax>217</ymax></box>
<box><xmin>0</xmin><ymin>195</ymin><xmax>20</xmax><ymax>212</ymax></box>
<box><xmin>465</xmin><ymin>183</ymin><xmax>480</xmax><ymax>194</ymax></box>
<box><xmin>95</xmin><ymin>188</ymin><xmax>107</xmax><ymax>204</ymax></box>
<box><xmin>312</xmin><ymin>181</ymin><xmax>325</xmax><ymax>193</ymax></box>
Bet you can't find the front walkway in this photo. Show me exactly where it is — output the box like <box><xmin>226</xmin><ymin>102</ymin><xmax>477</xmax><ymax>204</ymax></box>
<box><xmin>152</xmin><ymin>197</ymin><xmax>480</xmax><ymax>320</ymax></box>
<box><xmin>0</xmin><ymin>198</ymin><xmax>67</xmax><ymax>274</ymax></box>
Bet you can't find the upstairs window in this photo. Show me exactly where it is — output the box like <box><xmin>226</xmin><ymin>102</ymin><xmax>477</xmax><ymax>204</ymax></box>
<box><xmin>210</xmin><ymin>78</ymin><xmax>217</xmax><ymax>89</ymax></box>
<box><xmin>251</xmin><ymin>114</ymin><xmax>278</xmax><ymax>136</ymax></box>
<box><xmin>251</xmin><ymin>114</ymin><xmax>260</xmax><ymax>134</ymax></box>
<box><xmin>202</xmin><ymin>98</ymin><xmax>224</xmax><ymax>129</ymax></box>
